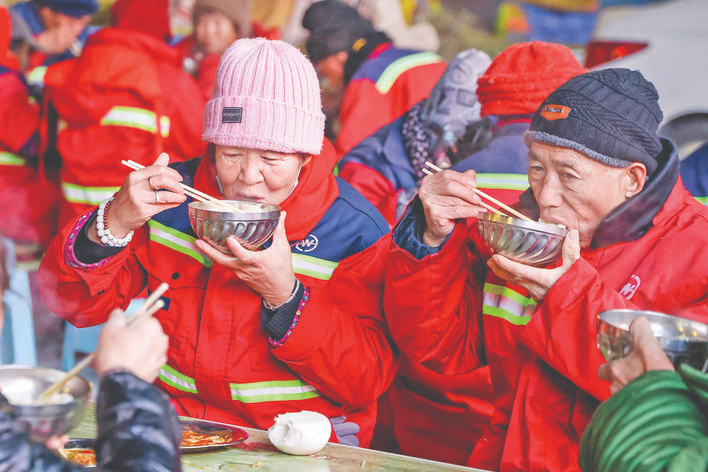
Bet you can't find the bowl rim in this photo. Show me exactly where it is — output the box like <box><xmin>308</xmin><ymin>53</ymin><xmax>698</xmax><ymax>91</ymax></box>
<box><xmin>598</xmin><ymin>309</ymin><xmax>708</xmax><ymax>338</ymax></box>
<box><xmin>188</xmin><ymin>200</ymin><xmax>280</xmax><ymax>216</ymax></box>
<box><xmin>0</xmin><ymin>365</ymin><xmax>92</xmax><ymax>406</ymax></box>
<box><xmin>477</xmin><ymin>211</ymin><xmax>568</xmax><ymax>237</ymax></box>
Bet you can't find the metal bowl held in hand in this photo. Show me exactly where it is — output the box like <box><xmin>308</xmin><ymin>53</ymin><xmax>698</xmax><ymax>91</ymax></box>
<box><xmin>0</xmin><ymin>366</ymin><xmax>91</xmax><ymax>441</ymax></box>
<box><xmin>477</xmin><ymin>211</ymin><xmax>568</xmax><ymax>266</ymax></box>
<box><xmin>188</xmin><ymin>200</ymin><xmax>280</xmax><ymax>252</ymax></box>
<box><xmin>597</xmin><ymin>309</ymin><xmax>708</xmax><ymax>372</ymax></box>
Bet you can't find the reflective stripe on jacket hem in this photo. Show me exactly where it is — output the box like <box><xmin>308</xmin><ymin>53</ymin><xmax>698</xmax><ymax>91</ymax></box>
<box><xmin>159</xmin><ymin>364</ymin><xmax>198</xmax><ymax>393</ymax></box>
<box><xmin>483</xmin><ymin>282</ymin><xmax>536</xmax><ymax>326</ymax></box>
<box><xmin>229</xmin><ymin>380</ymin><xmax>321</xmax><ymax>403</ymax></box>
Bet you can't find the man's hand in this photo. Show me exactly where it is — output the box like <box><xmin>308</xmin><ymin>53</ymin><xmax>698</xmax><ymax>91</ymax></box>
<box><xmin>418</xmin><ymin>169</ymin><xmax>484</xmax><ymax>247</ymax></box>
<box><xmin>598</xmin><ymin>316</ymin><xmax>674</xmax><ymax>394</ymax></box>
<box><xmin>91</xmin><ymin>308</ymin><xmax>169</xmax><ymax>383</ymax></box>
<box><xmin>487</xmin><ymin>229</ymin><xmax>580</xmax><ymax>301</ymax></box>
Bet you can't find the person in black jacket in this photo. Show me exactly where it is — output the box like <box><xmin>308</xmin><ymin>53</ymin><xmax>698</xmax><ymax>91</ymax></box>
<box><xmin>0</xmin><ymin>307</ymin><xmax>180</xmax><ymax>471</ymax></box>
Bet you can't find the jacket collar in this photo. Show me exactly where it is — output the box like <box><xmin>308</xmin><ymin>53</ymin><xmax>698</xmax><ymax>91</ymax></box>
<box><xmin>194</xmin><ymin>139</ymin><xmax>340</xmax><ymax>242</ymax></box>
<box><xmin>520</xmin><ymin>137</ymin><xmax>680</xmax><ymax>249</ymax></box>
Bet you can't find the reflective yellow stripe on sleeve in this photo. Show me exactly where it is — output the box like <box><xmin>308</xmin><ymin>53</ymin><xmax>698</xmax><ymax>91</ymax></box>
<box><xmin>0</xmin><ymin>152</ymin><xmax>27</xmax><ymax>166</ymax></box>
<box><xmin>100</xmin><ymin>106</ymin><xmax>170</xmax><ymax>137</ymax></box>
<box><xmin>61</xmin><ymin>182</ymin><xmax>120</xmax><ymax>206</ymax></box>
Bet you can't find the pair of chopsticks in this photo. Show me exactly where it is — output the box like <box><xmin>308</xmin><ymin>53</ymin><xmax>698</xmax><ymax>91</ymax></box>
<box><xmin>121</xmin><ymin>160</ymin><xmax>242</xmax><ymax>213</ymax></box>
<box><xmin>422</xmin><ymin>161</ymin><xmax>532</xmax><ymax>221</ymax></box>
<box><xmin>37</xmin><ymin>283</ymin><xmax>170</xmax><ymax>403</ymax></box>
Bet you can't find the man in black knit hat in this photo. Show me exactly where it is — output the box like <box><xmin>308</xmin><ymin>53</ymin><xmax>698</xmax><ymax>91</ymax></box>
<box><xmin>301</xmin><ymin>0</ymin><xmax>446</xmax><ymax>160</ymax></box>
<box><xmin>382</xmin><ymin>68</ymin><xmax>708</xmax><ymax>471</ymax></box>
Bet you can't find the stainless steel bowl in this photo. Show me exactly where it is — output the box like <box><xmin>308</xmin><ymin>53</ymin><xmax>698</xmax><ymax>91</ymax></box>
<box><xmin>476</xmin><ymin>211</ymin><xmax>568</xmax><ymax>266</ymax></box>
<box><xmin>597</xmin><ymin>309</ymin><xmax>708</xmax><ymax>371</ymax></box>
<box><xmin>188</xmin><ymin>200</ymin><xmax>280</xmax><ymax>252</ymax></box>
<box><xmin>0</xmin><ymin>366</ymin><xmax>91</xmax><ymax>440</ymax></box>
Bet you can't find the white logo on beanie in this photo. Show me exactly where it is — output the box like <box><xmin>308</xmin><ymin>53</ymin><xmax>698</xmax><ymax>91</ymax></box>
<box><xmin>222</xmin><ymin>107</ymin><xmax>243</xmax><ymax>123</ymax></box>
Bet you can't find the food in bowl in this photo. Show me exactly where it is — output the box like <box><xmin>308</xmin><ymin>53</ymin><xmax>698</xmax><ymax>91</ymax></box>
<box><xmin>0</xmin><ymin>366</ymin><xmax>91</xmax><ymax>441</ymax></box>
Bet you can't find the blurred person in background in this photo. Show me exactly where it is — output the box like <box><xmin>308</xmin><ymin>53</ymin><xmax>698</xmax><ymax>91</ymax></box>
<box><xmin>0</xmin><ymin>305</ymin><xmax>182</xmax><ymax>471</ymax></box>
<box><xmin>38</xmin><ymin>38</ymin><xmax>398</xmax><ymax>449</ymax></box>
<box><xmin>339</xmin><ymin>49</ymin><xmax>494</xmax><ymax>465</ymax></box>
<box><xmin>338</xmin><ymin>48</ymin><xmax>492</xmax><ymax>227</ymax></box>
<box><xmin>175</xmin><ymin>0</ymin><xmax>252</xmax><ymax>102</ymax></box>
<box><xmin>40</xmin><ymin>0</ymin><xmax>206</xmax><ymax>231</ymax></box>
<box><xmin>679</xmin><ymin>140</ymin><xmax>708</xmax><ymax>205</ymax></box>
<box><xmin>8</xmin><ymin>0</ymin><xmax>99</xmax><ymax>90</ymax></box>
<box><xmin>384</xmin><ymin>68</ymin><xmax>708</xmax><ymax>471</ymax></box>
<box><xmin>0</xmin><ymin>6</ymin><xmax>61</xmax><ymax>261</ymax></box>
<box><xmin>451</xmin><ymin>41</ymin><xmax>587</xmax><ymax>205</ymax></box>
<box><xmin>580</xmin><ymin>316</ymin><xmax>708</xmax><ymax>472</ymax></box>
<box><xmin>301</xmin><ymin>0</ymin><xmax>446</xmax><ymax>160</ymax></box>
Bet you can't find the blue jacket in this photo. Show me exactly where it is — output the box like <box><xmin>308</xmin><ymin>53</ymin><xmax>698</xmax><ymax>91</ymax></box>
<box><xmin>680</xmin><ymin>141</ymin><xmax>708</xmax><ymax>204</ymax></box>
<box><xmin>451</xmin><ymin>119</ymin><xmax>531</xmax><ymax>204</ymax></box>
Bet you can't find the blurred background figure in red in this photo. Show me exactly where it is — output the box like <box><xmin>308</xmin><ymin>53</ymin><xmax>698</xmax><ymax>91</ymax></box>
<box><xmin>41</xmin><ymin>0</ymin><xmax>207</xmax><ymax>230</ymax></box>
<box><xmin>301</xmin><ymin>0</ymin><xmax>447</xmax><ymax>160</ymax></box>
<box><xmin>0</xmin><ymin>6</ymin><xmax>62</xmax><ymax>262</ymax></box>
<box><xmin>174</xmin><ymin>0</ymin><xmax>252</xmax><ymax>101</ymax></box>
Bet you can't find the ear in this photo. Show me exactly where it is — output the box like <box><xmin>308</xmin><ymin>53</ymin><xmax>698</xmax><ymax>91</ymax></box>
<box><xmin>625</xmin><ymin>163</ymin><xmax>647</xmax><ymax>198</ymax></box>
<box><xmin>302</xmin><ymin>155</ymin><xmax>313</xmax><ymax>167</ymax></box>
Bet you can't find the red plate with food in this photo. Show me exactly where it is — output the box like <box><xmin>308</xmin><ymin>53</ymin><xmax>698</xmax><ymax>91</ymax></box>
<box><xmin>63</xmin><ymin>418</ymin><xmax>248</xmax><ymax>466</ymax></box>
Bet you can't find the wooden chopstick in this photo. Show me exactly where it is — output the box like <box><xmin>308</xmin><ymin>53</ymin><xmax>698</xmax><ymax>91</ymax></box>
<box><xmin>424</xmin><ymin>161</ymin><xmax>533</xmax><ymax>222</ymax></box>
<box><xmin>37</xmin><ymin>283</ymin><xmax>170</xmax><ymax>403</ymax></box>
<box><xmin>120</xmin><ymin>160</ymin><xmax>242</xmax><ymax>213</ymax></box>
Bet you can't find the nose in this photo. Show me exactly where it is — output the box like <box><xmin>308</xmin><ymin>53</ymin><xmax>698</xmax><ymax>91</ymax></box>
<box><xmin>534</xmin><ymin>173</ymin><xmax>563</xmax><ymax>210</ymax></box>
<box><xmin>238</xmin><ymin>156</ymin><xmax>264</xmax><ymax>185</ymax></box>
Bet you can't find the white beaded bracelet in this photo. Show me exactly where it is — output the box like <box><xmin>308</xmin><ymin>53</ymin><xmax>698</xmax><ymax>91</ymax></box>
<box><xmin>96</xmin><ymin>196</ymin><xmax>134</xmax><ymax>247</ymax></box>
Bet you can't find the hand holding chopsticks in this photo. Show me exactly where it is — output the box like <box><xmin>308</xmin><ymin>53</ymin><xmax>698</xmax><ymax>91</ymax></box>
<box><xmin>36</xmin><ymin>283</ymin><xmax>170</xmax><ymax>403</ymax></box>
<box><xmin>423</xmin><ymin>161</ymin><xmax>532</xmax><ymax>221</ymax></box>
<box><xmin>121</xmin><ymin>159</ymin><xmax>242</xmax><ymax>213</ymax></box>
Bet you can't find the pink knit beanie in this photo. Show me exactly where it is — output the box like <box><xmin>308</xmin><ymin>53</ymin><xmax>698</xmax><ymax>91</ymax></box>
<box><xmin>202</xmin><ymin>38</ymin><xmax>325</xmax><ymax>155</ymax></box>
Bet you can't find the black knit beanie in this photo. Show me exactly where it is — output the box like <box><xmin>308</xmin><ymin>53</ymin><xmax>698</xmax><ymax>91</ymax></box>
<box><xmin>302</xmin><ymin>0</ymin><xmax>376</xmax><ymax>64</ymax></box>
<box><xmin>527</xmin><ymin>68</ymin><xmax>663</xmax><ymax>176</ymax></box>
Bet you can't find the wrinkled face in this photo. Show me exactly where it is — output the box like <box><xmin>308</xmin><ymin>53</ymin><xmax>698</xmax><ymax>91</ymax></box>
<box><xmin>195</xmin><ymin>10</ymin><xmax>239</xmax><ymax>56</ymax></box>
<box><xmin>214</xmin><ymin>146</ymin><xmax>312</xmax><ymax>205</ymax></box>
<box><xmin>527</xmin><ymin>141</ymin><xmax>642</xmax><ymax>248</ymax></box>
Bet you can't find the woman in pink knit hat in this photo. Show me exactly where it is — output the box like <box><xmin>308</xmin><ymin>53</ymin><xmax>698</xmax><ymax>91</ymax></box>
<box><xmin>38</xmin><ymin>38</ymin><xmax>398</xmax><ymax>449</ymax></box>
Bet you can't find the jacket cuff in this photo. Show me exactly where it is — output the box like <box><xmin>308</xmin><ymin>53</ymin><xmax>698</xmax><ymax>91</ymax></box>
<box><xmin>74</xmin><ymin>211</ymin><xmax>124</xmax><ymax>264</ymax></box>
<box><xmin>261</xmin><ymin>281</ymin><xmax>307</xmax><ymax>343</ymax></box>
<box><xmin>392</xmin><ymin>196</ymin><xmax>452</xmax><ymax>260</ymax></box>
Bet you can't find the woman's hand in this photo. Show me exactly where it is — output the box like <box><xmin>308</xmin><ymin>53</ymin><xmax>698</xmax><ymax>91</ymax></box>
<box><xmin>195</xmin><ymin>211</ymin><xmax>297</xmax><ymax>307</ymax></box>
<box><xmin>88</xmin><ymin>153</ymin><xmax>186</xmax><ymax>243</ymax></box>
<box><xmin>487</xmin><ymin>229</ymin><xmax>580</xmax><ymax>301</ymax></box>
<box><xmin>418</xmin><ymin>169</ymin><xmax>484</xmax><ymax>247</ymax></box>
<box><xmin>598</xmin><ymin>316</ymin><xmax>674</xmax><ymax>394</ymax></box>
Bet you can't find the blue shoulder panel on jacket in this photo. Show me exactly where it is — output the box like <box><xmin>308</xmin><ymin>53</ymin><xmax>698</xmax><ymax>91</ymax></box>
<box><xmin>350</xmin><ymin>47</ymin><xmax>421</xmax><ymax>84</ymax></box>
<box><xmin>290</xmin><ymin>178</ymin><xmax>389</xmax><ymax>263</ymax></box>
<box><xmin>150</xmin><ymin>158</ymin><xmax>202</xmax><ymax>236</ymax></box>
<box><xmin>340</xmin><ymin>115</ymin><xmax>418</xmax><ymax>192</ymax></box>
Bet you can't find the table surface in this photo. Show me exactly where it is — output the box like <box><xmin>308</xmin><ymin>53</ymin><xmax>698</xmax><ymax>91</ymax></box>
<box><xmin>70</xmin><ymin>405</ymin><xmax>489</xmax><ymax>472</ymax></box>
